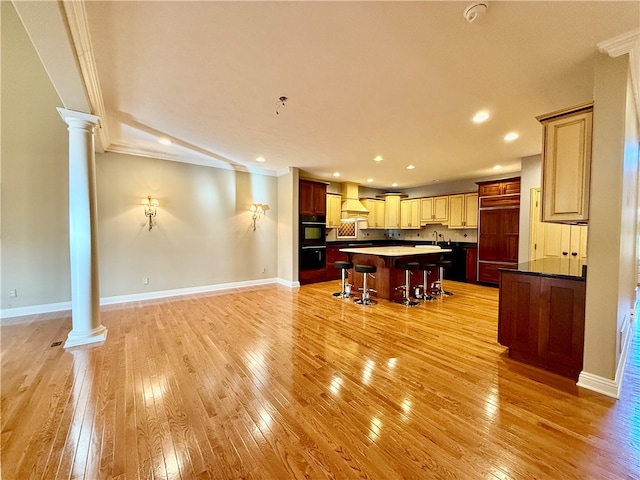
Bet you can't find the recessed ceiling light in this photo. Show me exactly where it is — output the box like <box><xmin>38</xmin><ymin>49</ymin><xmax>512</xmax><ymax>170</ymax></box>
<box><xmin>473</xmin><ymin>111</ymin><xmax>490</xmax><ymax>123</ymax></box>
<box><xmin>374</xmin><ymin>156</ymin><xmax>383</xmax><ymax>162</ymax></box>
<box><xmin>158</xmin><ymin>138</ymin><xmax>172</xmax><ymax>145</ymax></box>
<box><xmin>391</xmin><ymin>182</ymin><xmax>398</xmax><ymax>187</ymax></box>
<box><xmin>493</xmin><ymin>165</ymin><xmax>502</xmax><ymax>170</ymax></box>
<box><xmin>333</xmin><ymin>172</ymin><xmax>341</xmax><ymax>177</ymax></box>
<box><xmin>504</xmin><ymin>132</ymin><xmax>519</xmax><ymax>142</ymax></box>
<box><xmin>406</xmin><ymin>165</ymin><xmax>415</xmax><ymax>170</ymax></box>
<box><xmin>256</xmin><ymin>156</ymin><xmax>266</xmax><ymax>163</ymax></box>
<box><xmin>367</xmin><ymin>178</ymin><xmax>374</xmax><ymax>183</ymax></box>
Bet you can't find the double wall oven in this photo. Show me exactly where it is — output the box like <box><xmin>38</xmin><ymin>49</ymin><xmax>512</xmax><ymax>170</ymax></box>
<box><xmin>299</xmin><ymin>215</ymin><xmax>326</xmax><ymax>270</ymax></box>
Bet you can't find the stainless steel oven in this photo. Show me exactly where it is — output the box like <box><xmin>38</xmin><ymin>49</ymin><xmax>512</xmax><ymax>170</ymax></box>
<box><xmin>300</xmin><ymin>215</ymin><xmax>326</xmax><ymax>270</ymax></box>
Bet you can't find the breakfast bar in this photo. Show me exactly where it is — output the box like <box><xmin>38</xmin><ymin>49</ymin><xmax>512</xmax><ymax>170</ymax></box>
<box><xmin>339</xmin><ymin>246</ymin><xmax>451</xmax><ymax>301</ymax></box>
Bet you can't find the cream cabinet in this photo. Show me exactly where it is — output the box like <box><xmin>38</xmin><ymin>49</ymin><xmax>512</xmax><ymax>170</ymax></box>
<box><xmin>530</xmin><ymin>188</ymin><xmax>587</xmax><ymax>261</ymax></box>
<box><xmin>540</xmin><ymin>223</ymin><xmax>588</xmax><ymax>260</ymax></box>
<box><xmin>400</xmin><ymin>199</ymin><xmax>420</xmax><ymax>229</ymax></box>
<box><xmin>361</xmin><ymin>198</ymin><xmax>385</xmax><ymax>229</ymax></box>
<box><xmin>448</xmin><ymin>193</ymin><xmax>478</xmax><ymax>229</ymax></box>
<box><xmin>537</xmin><ymin>103</ymin><xmax>593</xmax><ymax>224</ymax></box>
<box><xmin>384</xmin><ymin>195</ymin><xmax>401</xmax><ymax>229</ymax></box>
<box><xmin>326</xmin><ymin>194</ymin><xmax>342</xmax><ymax>228</ymax></box>
<box><xmin>420</xmin><ymin>196</ymin><xmax>449</xmax><ymax>224</ymax></box>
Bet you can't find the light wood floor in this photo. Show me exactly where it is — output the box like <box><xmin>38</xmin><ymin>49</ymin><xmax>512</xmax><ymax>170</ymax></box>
<box><xmin>2</xmin><ymin>280</ymin><xmax>639</xmax><ymax>479</ymax></box>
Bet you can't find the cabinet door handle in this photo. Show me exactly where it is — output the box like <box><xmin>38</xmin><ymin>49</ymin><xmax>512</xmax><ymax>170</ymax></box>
<box><xmin>562</xmin><ymin>251</ymin><xmax>568</xmax><ymax>256</ymax></box>
<box><xmin>571</xmin><ymin>252</ymin><xmax>578</xmax><ymax>256</ymax></box>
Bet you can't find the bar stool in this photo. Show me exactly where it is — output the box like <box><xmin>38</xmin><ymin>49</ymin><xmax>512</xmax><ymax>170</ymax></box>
<box><xmin>394</xmin><ymin>261</ymin><xmax>420</xmax><ymax>306</ymax></box>
<box><xmin>432</xmin><ymin>259</ymin><xmax>454</xmax><ymax>296</ymax></box>
<box><xmin>332</xmin><ymin>261</ymin><xmax>354</xmax><ymax>298</ymax></box>
<box><xmin>415</xmin><ymin>262</ymin><xmax>437</xmax><ymax>301</ymax></box>
<box><xmin>354</xmin><ymin>264</ymin><xmax>377</xmax><ymax>305</ymax></box>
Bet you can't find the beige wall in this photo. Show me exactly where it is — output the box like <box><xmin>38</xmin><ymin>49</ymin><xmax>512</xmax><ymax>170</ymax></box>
<box><xmin>277</xmin><ymin>168</ymin><xmax>299</xmax><ymax>284</ymax></box>
<box><xmin>1</xmin><ymin>2</ymin><xmax>71</xmax><ymax>309</ymax></box>
<box><xmin>583</xmin><ymin>53</ymin><xmax>638</xmax><ymax>380</ymax></box>
<box><xmin>96</xmin><ymin>153</ymin><xmax>278</xmax><ymax>298</ymax></box>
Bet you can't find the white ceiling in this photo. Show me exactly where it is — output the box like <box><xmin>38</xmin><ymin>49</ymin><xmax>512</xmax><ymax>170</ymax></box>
<box><xmin>21</xmin><ymin>1</ymin><xmax>640</xmax><ymax>188</ymax></box>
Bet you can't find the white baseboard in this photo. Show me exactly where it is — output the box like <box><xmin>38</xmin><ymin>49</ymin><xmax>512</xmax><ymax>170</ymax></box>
<box><xmin>577</xmin><ymin>317</ymin><xmax>635</xmax><ymax>399</ymax></box>
<box><xmin>1</xmin><ymin>277</ymin><xmax>296</xmax><ymax>320</ymax></box>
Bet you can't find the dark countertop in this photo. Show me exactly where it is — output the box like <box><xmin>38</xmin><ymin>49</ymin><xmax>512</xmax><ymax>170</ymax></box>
<box><xmin>500</xmin><ymin>258</ymin><xmax>587</xmax><ymax>280</ymax></box>
<box><xmin>326</xmin><ymin>239</ymin><xmax>477</xmax><ymax>248</ymax></box>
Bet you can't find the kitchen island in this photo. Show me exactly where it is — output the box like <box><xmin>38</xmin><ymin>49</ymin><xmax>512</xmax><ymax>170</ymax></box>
<box><xmin>339</xmin><ymin>246</ymin><xmax>451</xmax><ymax>301</ymax></box>
<box><xmin>498</xmin><ymin>258</ymin><xmax>587</xmax><ymax>379</ymax></box>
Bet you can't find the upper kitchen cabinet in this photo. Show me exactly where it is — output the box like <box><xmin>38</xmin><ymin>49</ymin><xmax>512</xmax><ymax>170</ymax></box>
<box><xmin>384</xmin><ymin>194</ymin><xmax>402</xmax><ymax>229</ymax></box>
<box><xmin>448</xmin><ymin>193</ymin><xmax>478</xmax><ymax>229</ymax></box>
<box><xmin>361</xmin><ymin>198</ymin><xmax>385</xmax><ymax>229</ymax></box>
<box><xmin>420</xmin><ymin>196</ymin><xmax>449</xmax><ymax>224</ymax></box>
<box><xmin>400</xmin><ymin>199</ymin><xmax>420</xmax><ymax>229</ymax></box>
<box><xmin>536</xmin><ymin>103</ymin><xmax>593</xmax><ymax>224</ymax></box>
<box><xmin>299</xmin><ymin>180</ymin><xmax>327</xmax><ymax>216</ymax></box>
<box><xmin>326</xmin><ymin>193</ymin><xmax>342</xmax><ymax>228</ymax></box>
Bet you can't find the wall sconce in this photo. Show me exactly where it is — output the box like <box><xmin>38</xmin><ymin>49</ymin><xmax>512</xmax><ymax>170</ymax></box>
<box><xmin>250</xmin><ymin>203</ymin><xmax>269</xmax><ymax>230</ymax></box>
<box><xmin>141</xmin><ymin>196</ymin><xmax>159</xmax><ymax>230</ymax></box>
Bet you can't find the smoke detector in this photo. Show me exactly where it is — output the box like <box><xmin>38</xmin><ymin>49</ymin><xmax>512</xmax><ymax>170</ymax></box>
<box><xmin>463</xmin><ymin>2</ymin><xmax>488</xmax><ymax>23</ymax></box>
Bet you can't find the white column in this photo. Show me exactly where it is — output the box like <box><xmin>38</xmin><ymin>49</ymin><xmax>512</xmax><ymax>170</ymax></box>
<box><xmin>58</xmin><ymin>108</ymin><xmax>107</xmax><ymax>348</ymax></box>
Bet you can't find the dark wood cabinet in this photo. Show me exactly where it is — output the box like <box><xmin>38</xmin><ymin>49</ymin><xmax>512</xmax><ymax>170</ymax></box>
<box><xmin>299</xmin><ymin>180</ymin><xmax>327</xmax><ymax>216</ymax></box>
<box><xmin>499</xmin><ymin>269</ymin><xmax>585</xmax><ymax>379</ymax></box>
<box><xmin>477</xmin><ymin>177</ymin><xmax>520</xmax><ymax>284</ymax></box>
<box><xmin>465</xmin><ymin>247</ymin><xmax>477</xmax><ymax>283</ymax></box>
<box><xmin>325</xmin><ymin>246</ymin><xmax>349</xmax><ymax>281</ymax></box>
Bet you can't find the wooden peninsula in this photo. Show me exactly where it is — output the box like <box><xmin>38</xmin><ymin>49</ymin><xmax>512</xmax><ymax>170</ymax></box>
<box><xmin>339</xmin><ymin>246</ymin><xmax>451</xmax><ymax>301</ymax></box>
<box><xmin>499</xmin><ymin>258</ymin><xmax>587</xmax><ymax>379</ymax></box>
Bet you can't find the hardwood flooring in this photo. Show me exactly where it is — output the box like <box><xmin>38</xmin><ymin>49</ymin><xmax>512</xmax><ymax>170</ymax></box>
<box><xmin>1</xmin><ymin>280</ymin><xmax>639</xmax><ymax>479</ymax></box>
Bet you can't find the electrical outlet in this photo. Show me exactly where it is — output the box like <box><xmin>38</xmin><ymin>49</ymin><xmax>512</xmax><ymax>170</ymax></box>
<box><xmin>143</xmin><ymin>277</ymin><xmax>149</xmax><ymax>285</ymax></box>
<box><xmin>9</xmin><ymin>289</ymin><xmax>17</xmax><ymax>298</ymax></box>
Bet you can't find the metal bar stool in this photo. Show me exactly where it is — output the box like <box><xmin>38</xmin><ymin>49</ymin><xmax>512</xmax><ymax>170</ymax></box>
<box><xmin>354</xmin><ymin>264</ymin><xmax>377</xmax><ymax>305</ymax></box>
<box><xmin>415</xmin><ymin>262</ymin><xmax>437</xmax><ymax>301</ymax></box>
<box><xmin>332</xmin><ymin>261</ymin><xmax>354</xmax><ymax>298</ymax></box>
<box><xmin>432</xmin><ymin>259</ymin><xmax>454</xmax><ymax>296</ymax></box>
<box><xmin>394</xmin><ymin>261</ymin><xmax>420</xmax><ymax>306</ymax></box>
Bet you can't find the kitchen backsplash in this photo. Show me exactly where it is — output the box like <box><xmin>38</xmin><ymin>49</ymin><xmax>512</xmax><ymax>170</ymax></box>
<box><xmin>326</xmin><ymin>224</ymin><xmax>478</xmax><ymax>243</ymax></box>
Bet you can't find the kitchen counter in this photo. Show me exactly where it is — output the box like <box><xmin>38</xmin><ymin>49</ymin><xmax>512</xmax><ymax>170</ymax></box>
<box><xmin>339</xmin><ymin>245</ymin><xmax>450</xmax><ymax>256</ymax></box>
<box><xmin>339</xmin><ymin>246</ymin><xmax>451</xmax><ymax>301</ymax></box>
<box><xmin>502</xmin><ymin>258</ymin><xmax>586</xmax><ymax>280</ymax></box>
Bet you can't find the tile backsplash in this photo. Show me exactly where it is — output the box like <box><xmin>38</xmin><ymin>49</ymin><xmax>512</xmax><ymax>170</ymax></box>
<box><xmin>326</xmin><ymin>224</ymin><xmax>477</xmax><ymax>243</ymax></box>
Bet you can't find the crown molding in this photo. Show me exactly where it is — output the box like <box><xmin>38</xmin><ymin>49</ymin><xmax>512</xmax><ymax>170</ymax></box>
<box><xmin>106</xmin><ymin>142</ymin><xmax>277</xmax><ymax>176</ymax></box>
<box><xmin>598</xmin><ymin>28</ymin><xmax>640</xmax><ymax>122</ymax></box>
<box><xmin>61</xmin><ymin>0</ymin><xmax>109</xmax><ymax>152</ymax></box>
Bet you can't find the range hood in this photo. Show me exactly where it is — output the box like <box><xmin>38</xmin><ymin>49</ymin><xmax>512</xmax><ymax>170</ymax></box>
<box><xmin>341</xmin><ymin>182</ymin><xmax>369</xmax><ymax>220</ymax></box>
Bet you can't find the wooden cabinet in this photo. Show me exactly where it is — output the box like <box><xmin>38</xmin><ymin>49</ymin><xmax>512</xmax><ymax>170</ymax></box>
<box><xmin>299</xmin><ymin>180</ymin><xmax>327</xmax><ymax>216</ymax></box>
<box><xmin>541</xmin><ymin>223</ymin><xmax>587</xmax><ymax>260</ymax></box>
<box><xmin>400</xmin><ymin>199</ymin><xmax>420</xmax><ymax>229</ymax></box>
<box><xmin>499</xmin><ymin>269</ymin><xmax>586</xmax><ymax>379</ymax></box>
<box><xmin>326</xmin><ymin>194</ymin><xmax>342</xmax><ymax>228</ymax></box>
<box><xmin>384</xmin><ymin>195</ymin><xmax>401</xmax><ymax>229</ymax></box>
<box><xmin>448</xmin><ymin>193</ymin><xmax>478</xmax><ymax>229</ymax></box>
<box><xmin>537</xmin><ymin>103</ymin><xmax>593</xmax><ymax>223</ymax></box>
<box><xmin>478</xmin><ymin>179</ymin><xmax>521</xmax><ymax>197</ymax></box>
<box><xmin>361</xmin><ymin>199</ymin><xmax>385</xmax><ymax>229</ymax></box>
<box><xmin>465</xmin><ymin>247</ymin><xmax>477</xmax><ymax>283</ymax></box>
<box><xmin>325</xmin><ymin>246</ymin><xmax>349</xmax><ymax>281</ymax></box>
<box><xmin>477</xmin><ymin>177</ymin><xmax>520</xmax><ymax>285</ymax></box>
<box><xmin>420</xmin><ymin>196</ymin><xmax>449</xmax><ymax>224</ymax></box>
<box><xmin>530</xmin><ymin>188</ymin><xmax>588</xmax><ymax>261</ymax></box>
